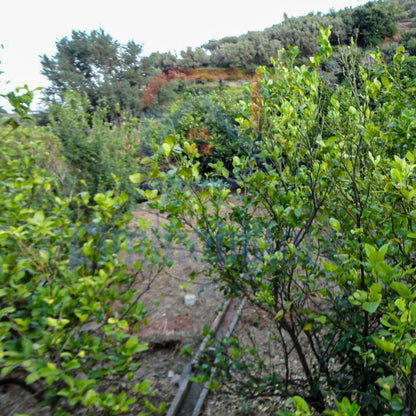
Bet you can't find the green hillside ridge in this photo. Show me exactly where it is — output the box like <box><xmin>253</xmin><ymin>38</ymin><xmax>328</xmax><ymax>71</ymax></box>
<box><xmin>38</xmin><ymin>0</ymin><xmax>416</xmax><ymax>124</ymax></box>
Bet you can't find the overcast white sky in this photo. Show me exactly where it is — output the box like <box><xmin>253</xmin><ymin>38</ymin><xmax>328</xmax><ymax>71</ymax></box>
<box><xmin>0</xmin><ymin>0</ymin><xmax>370</xmax><ymax>108</ymax></box>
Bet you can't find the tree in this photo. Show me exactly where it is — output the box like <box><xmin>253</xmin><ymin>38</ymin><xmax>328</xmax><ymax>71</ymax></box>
<box><xmin>41</xmin><ymin>29</ymin><xmax>158</xmax><ymax>121</ymax></box>
<box><xmin>149</xmin><ymin>51</ymin><xmax>179</xmax><ymax>72</ymax></box>
<box><xmin>137</xmin><ymin>28</ymin><xmax>416</xmax><ymax>414</ymax></box>
<box><xmin>48</xmin><ymin>89</ymin><xmax>142</xmax><ymax>203</ymax></box>
<box><xmin>351</xmin><ymin>1</ymin><xmax>397</xmax><ymax>47</ymax></box>
<box><xmin>0</xmin><ymin>86</ymin><xmax>166</xmax><ymax>415</ymax></box>
<box><xmin>180</xmin><ymin>47</ymin><xmax>210</xmax><ymax>68</ymax></box>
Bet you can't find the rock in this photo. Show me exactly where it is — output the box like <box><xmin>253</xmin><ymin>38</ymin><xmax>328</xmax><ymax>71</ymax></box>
<box><xmin>184</xmin><ymin>294</ymin><xmax>196</xmax><ymax>306</ymax></box>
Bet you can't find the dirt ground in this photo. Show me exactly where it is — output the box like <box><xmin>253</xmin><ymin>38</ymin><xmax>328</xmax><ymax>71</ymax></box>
<box><xmin>130</xmin><ymin>205</ymin><xmax>320</xmax><ymax>416</ymax></box>
<box><xmin>131</xmin><ymin>205</ymin><xmax>312</xmax><ymax>416</ymax></box>
<box><xmin>124</xmin><ymin>204</ymin><xmax>233</xmax><ymax>413</ymax></box>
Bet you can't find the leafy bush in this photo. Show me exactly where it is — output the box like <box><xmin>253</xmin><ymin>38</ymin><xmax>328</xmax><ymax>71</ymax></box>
<box><xmin>138</xmin><ymin>28</ymin><xmax>416</xmax><ymax>414</ymax></box>
<box><xmin>48</xmin><ymin>89</ymin><xmax>142</xmax><ymax>206</ymax></box>
<box><xmin>350</xmin><ymin>1</ymin><xmax>397</xmax><ymax>47</ymax></box>
<box><xmin>401</xmin><ymin>55</ymin><xmax>416</xmax><ymax>83</ymax></box>
<box><xmin>402</xmin><ymin>30</ymin><xmax>416</xmax><ymax>56</ymax></box>
<box><xmin>0</xmin><ymin>91</ymin><xmax>165</xmax><ymax>415</ymax></box>
<box><xmin>168</xmin><ymin>85</ymin><xmax>248</xmax><ymax>173</ymax></box>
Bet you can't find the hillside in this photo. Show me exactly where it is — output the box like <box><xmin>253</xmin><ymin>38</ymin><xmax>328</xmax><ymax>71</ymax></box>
<box><xmin>38</xmin><ymin>0</ymin><xmax>416</xmax><ymax>125</ymax></box>
<box><xmin>151</xmin><ymin>0</ymin><xmax>416</xmax><ymax>68</ymax></box>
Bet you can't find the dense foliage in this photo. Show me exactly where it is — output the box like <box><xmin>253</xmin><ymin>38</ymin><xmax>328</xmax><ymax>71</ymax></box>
<box><xmin>167</xmin><ymin>85</ymin><xmax>248</xmax><ymax>173</ymax></box>
<box><xmin>40</xmin><ymin>29</ymin><xmax>175</xmax><ymax>122</ymax></box>
<box><xmin>142</xmin><ymin>27</ymin><xmax>416</xmax><ymax>414</ymax></box>
<box><xmin>3</xmin><ymin>1</ymin><xmax>416</xmax><ymax>415</ymax></box>
<box><xmin>47</xmin><ymin>89</ymin><xmax>143</xmax><ymax>202</ymax></box>
<box><xmin>39</xmin><ymin>0</ymin><xmax>414</xmax><ymax>123</ymax></box>
<box><xmin>0</xmin><ymin>89</ymin><xmax>166</xmax><ymax>415</ymax></box>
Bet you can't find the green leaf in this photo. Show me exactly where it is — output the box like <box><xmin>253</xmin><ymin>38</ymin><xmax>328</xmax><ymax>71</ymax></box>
<box><xmin>291</xmin><ymin>395</ymin><xmax>311</xmax><ymax>413</ymax></box>
<box><xmin>329</xmin><ymin>218</ymin><xmax>341</xmax><ymax>231</ymax></box>
<box><xmin>129</xmin><ymin>173</ymin><xmax>142</xmax><ymax>184</ymax></box>
<box><xmin>133</xmin><ymin>379</ymin><xmax>150</xmax><ymax>394</ymax></box>
<box><xmin>274</xmin><ymin>309</ymin><xmax>284</xmax><ymax>321</ymax></box>
<box><xmin>140</xmin><ymin>157</ymin><xmax>153</xmax><ymax>165</ymax></box>
<box><xmin>28</xmin><ymin>211</ymin><xmax>45</xmax><ymax>226</ymax></box>
<box><xmin>163</xmin><ymin>143</ymin><xmax>171</xmax><ymax>156</ymax></box>
<box><xmin>395</xmin><ymin>298</ymin><xmax>406</xmax><ymax>312</ymax></box>
<box><xmin>184</xmin><ymin>142</ymin><xmax>198</xmax><ymax>156</ymax></box>
<box><xmin>144</xmin><ymin>189</ymin><xmax>158</xmax><ymax>200</ymax></box>
<box><xmin>381</xmin><ymin>76</ymin><xmax>391</xmax><ymax>90</ymax></box>
<box><xmin>391</xmin><ymin>282</ymin><xmax>412</xmax><ymax>300</ymax></box>
<box><xmin>369</xmin><ymin>283</ymin><xmax>382</xmax><ymax>301</ymax></box>
<box><xmin>25</xmin><ymin>372</ymin><xmax>41</xmax><ymax>384</ymax></box>
<box><xmin>376</xmin><ymin>375</ymin><xmax>395</xmax><ymax>390</ymax></box>
<box><xmin>363</xmin><ymin>301</ymin><xmax>379</xmax><ymax>314</ymax></box>
<box><xmin>64</xmin><ymin>360</ymin><xmax>81</xmax><ymax>371</ymax></box>
<box><xmin>323</xmin><ymin>261</ymin><xmax>337</xmax><ymax>273</ymax></box>
<box><xmin>83</xmin><ymin>389</ymin><xmax>98</xmax><ymax>406</ymax></box>
<box><xmin>164</xmin><ymin>134</ymin><xmax>175</xmax><ymax>148</ymax></box>
<box><xmin>303</xmin><ymin>322</ymin><xmax>312</xmax><ymax>331</ymax></box>
<box><xmin>374</xmin><ymin>338</ymin><xmax>395</xmax><ymax>353</ymax></box>
<box><xmin>135</xmin><ymin>343</ymin><xmax>148</xmax><ymax>353</ymax></box>
<box><xmin>47</xmin><ymin>317</ymin><xmax>58</xmax><ymax>327</ymax></box>
<box><xmin>125</xmin><ymin>336</ymin><xmax>138</xmax><ymax>349</ymax></box>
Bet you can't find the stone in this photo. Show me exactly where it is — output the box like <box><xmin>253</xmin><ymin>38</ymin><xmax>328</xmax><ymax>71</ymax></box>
<box><xmin>184</xmin><ymin>294</ymin><xmax>196</xmax><ymax>306</ymax></box>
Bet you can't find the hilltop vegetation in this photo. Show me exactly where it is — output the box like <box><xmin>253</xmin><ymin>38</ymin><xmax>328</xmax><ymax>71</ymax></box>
<box><xmin>38</xmin><ymin>0</ymin><xmax>416</xmax><ymax>123</ymax></box>
<box><xmin>34</xmin><ymin>0</ymin><xmax>416</xmax><ymax>184</ymax></box>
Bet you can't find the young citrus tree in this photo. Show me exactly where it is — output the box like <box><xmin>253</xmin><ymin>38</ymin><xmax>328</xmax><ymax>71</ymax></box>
<box><xmin>0</xmin><ymin>89</ymin><xmax>165</xmax><ymax>415</ymax></box>
<box><xmin>135</xmin><ymin>27</ymin><xmax>416</xmax><ymax>414</ymax></box>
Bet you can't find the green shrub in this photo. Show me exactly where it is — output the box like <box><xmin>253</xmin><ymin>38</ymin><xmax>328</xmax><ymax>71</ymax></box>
<box><xmin>351</xmin><ymin>2</ymin><xmax>397</xmax><ymax>47</ymax></box>
<box><xmin>141</xmin><ymin>30</ymin><xmax>416</xmax><ymax>414</ymax></box>
<box><xmin>48</xmin><ymin>90</ymin><xmax>142</xmax><ymax>207</ymax></box>
<box><xmin>0</xmin><ymin>91</ymin><xmax>165</xmax><ymax>415</ymax></box>
<box><xmin>168</xmin><ymin>86</ymin><xmax>248</xmax><ymax>174</ymax></box>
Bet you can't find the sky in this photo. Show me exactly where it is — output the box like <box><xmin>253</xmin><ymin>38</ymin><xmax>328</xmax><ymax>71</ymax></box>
<box><xmin>1</xmin><ymin>0</ymin><xmax>370</xmax><ymax>109</ymax></box>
